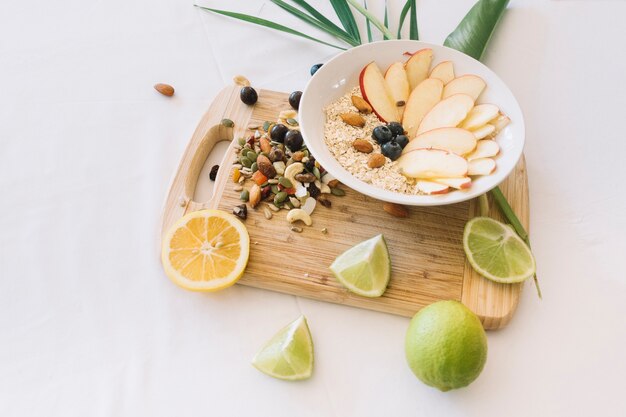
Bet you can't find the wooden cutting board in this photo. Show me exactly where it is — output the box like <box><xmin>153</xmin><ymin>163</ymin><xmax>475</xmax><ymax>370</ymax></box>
<box><xmin>161</xmin><ymin>85</ymin><xmax>529</xmax><ymax>330</ymax></box>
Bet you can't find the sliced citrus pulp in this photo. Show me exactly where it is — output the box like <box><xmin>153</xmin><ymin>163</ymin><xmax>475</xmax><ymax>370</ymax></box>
<box><xmin>463</xmin><ymin>216</ymin><xmax>535</xmax><ymax>284</ymax></box>
<box><xmin>252</xmin><ymin>315</ymin><xmax>314</xmax><ymax>381</ymax></box>
<box><xmin>161</xmin><ymin>209</ymin><xmax>250</xmax><ymax>291</ymax></box>
<box><xmin>329</xmin><ymin>234</ymin><xmax>391</xmax><ymax>297</ymax></box>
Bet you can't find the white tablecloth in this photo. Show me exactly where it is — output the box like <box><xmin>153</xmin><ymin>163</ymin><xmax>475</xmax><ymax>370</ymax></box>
<box><xmin>2</xmin><ymin>0</ymin><xmax>625</xmax><ymax>415</ymax></box>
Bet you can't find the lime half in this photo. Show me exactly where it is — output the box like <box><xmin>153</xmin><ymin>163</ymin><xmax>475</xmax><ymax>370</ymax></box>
<box><xmin>252</xmin><ymin>315</ymin><xmax>313</xmax><ymax>381</ymax></box>
<box><xmin>463</xmin><ymin>217</ymin><xmax>536</xmax><ymax>283</ymax></box>
<box><xmin>330</xmin><ymin>234</ymin><xmax>391</xmax><ymax>297</ymax></box>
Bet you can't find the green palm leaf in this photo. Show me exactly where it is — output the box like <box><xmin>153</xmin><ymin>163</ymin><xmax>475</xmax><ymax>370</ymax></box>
<box><xmin>383</xmin><ymin>0</ymin><xmax>389</xmax><ymax>40</ymax></box>
<box><xmin>443</xmin><ymin>0</ymin><xmax>509</xmax><ymax>60</ymax></box>
<box><xmin>288</xmin><ymin>0</ymin><xmax>360</xmax><ymax>44</ymax></box>
<box><xmin>397</xmin><ymin>0</ymin><xmax>411</xmax><ymax>39</ymax></box>
<box><xmin>346</xmin><ymin>0</ymin><xmax>396</xmax><ymax>40</ymax></box>
<box><xmin>330</xmin><ymin>0</ymin><xmax>362</xmax><ymax>43</ymax></box>
<box><xmin>409</xmin><ymin>0</ymin><xmax>418</xmax><ymax>40</ymax></box>
<box><xmin>270</xmin><ymin>0</ymin><xmax>358</xmax><ymax>46</ymax></box>
<box><xmin>195</xmin><ymin>6</ymin><xmax>346</xmax><ymax>50</ymax></box>
<box><xmin>364</xmin><ymin>0</ymin><xmax>373</xmax><ymax>42</ymax></box>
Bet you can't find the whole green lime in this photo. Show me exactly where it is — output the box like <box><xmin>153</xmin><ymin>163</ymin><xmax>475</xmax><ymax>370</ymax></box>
<box><xmin>405</xmin><ymin>300</ymin><xmax>487</xmax><ymax>391</ymax></box>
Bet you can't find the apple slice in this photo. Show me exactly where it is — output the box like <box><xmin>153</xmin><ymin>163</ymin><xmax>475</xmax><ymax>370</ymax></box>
<box><xmin>466</xmin><ymin>140</ymin><xmax>500</xmax><ymax>161</ymax></box>
<box><xmin>405</xmin><ymin>127</ymin><xmax>477</xmax><ymax>156</ymax></box>
<box><xmin>461</xmin><ymin>104</ymin><xmax>499</xmax><ymax>130</ymax></box>
<box><xmin>416</xmin><ymin>94</ymin><xmax>474</xmax><ymax>135</ymax></box>
<box><xmin>402</xmin><ymin>78</ymin><xmax>443</xmax><ymax>139</ymax></box>
<box><xmin>472</xmin><ymin>124</ymin><xmax>496</xmax><ymax>140</ymax></box>
<box><xmin>417</xmin><ymin>180</ymin><xmax>450</xmax><ymax>195</ymax></box>
<box><xmin>359</xmin><ymin>62</ymin><xmax>400</xmax><ymax>123</ymax></box>
<box><xmin>429</xmin><ymin>61</ymin><xmax>455</xmax><ymax>84</ymax></box>
<box><xmin>384</xmin><ymin>62</ymin><xmax>410</xmax><ymax>114</ymax></box>
<box><xmin>443</xmin><ymin>75</ymin><xmax>486</xmax><ymax>101</ymax></box>
<box><xmin>404</xmin><ymin>49</ymin><xmax>433</xmax><ymax>91</ymax></box>
<box><xmin>489</xmin><ymin>114</ymin><xmax>511</xmax><ymax>132</ymax></box>
<box><xmin>397</xmin><ymin>148</ymin><xmax>468</xmax><ymax>179</ymax></box>
<box><xmin>431</xmin><ymin>177</ymin><xmax>472</xmax><ymax>190</ymax></box>
<box><xmin>468</xmin><ymin>158</ymin><xmax>496</xmax><ymax>176</ymax></box>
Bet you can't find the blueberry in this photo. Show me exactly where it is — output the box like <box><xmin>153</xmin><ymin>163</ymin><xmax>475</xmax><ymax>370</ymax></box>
<box><xmin>284</xmin><ymin>130</ymin><xmax>303</xmax><ymax>152</ymax></box>
<box><xmin>394</xmin><ymin>134</ymin><xmax>409</xmax><ymax>149</ymax></box>
<box><xmin>381</xmin><ymin>141</ymin><xmax>403</xmax><ymax>161</ymax></box>
<box><xmin>372</xmin><ymin>125</ymin><xmax>393</xmax><ymax>144</ymax></box>
<box><xmin>240</xmin><ymin>86</ymin><xmax>258</xmax><ymax>105</ymax></box>
<box><xmin>289</xmin><ymin>91</ymin><xmax>302</xmax><ymax>110</ymax></box>
<box><xmin>387</xmin><ymin>122</ymin><xmax>405</xmax><ymax>137</ymax></box>
<box><xmin>310</xmin><ymin>63</ymin><xmax>323</xmax><ymax>76</ymax></box>
<box><xmin>270</xmin><ymin>124</ymin><xmax>289</xmax><ymax>143</ymax></box>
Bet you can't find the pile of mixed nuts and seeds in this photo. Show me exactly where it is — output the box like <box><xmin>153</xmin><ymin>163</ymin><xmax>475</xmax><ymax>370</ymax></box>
<box><xmin>230</xmin><ymin>97</ymin><xmax>345</xmax><ymax>231</ymax></box>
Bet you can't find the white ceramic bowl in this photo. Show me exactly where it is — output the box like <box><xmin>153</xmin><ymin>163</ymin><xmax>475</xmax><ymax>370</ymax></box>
<box><xmin>299</xmin><ymin>40</ymin><xmax>525</xmax><ymax>206</ymax></box>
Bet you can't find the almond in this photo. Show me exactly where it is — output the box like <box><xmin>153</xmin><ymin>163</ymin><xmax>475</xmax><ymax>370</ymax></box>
<box><xmin>256</xmin><ymin>154</ymin><xmax>276</xmax><ymax>179</ymax></box>
<box><xmin>351</xmin><ymin>95</ymin><xmax>372</xmax><ymax>114</ymax></box>
<box><xmin>259</xmin><ymin>137</ymin><xmax>271</xmax><ymax>154</ymax></box>
<box><xmin>154</xmin><ymin>83</ymin><xmax>174</xmax><ymax>96</ymax></box>
<box><xmin>352</xmin><ymin>138</ymin><xmax>373</xmax><ymax>153</ymax></box>
<box><xmin>383</xmin><ymin>202</ymin><xmax>409</xmax><ymax>218</ymax></box>
<box><xmin>367</xmin><ymin>153</ymin><xmax>386</xmax><ymax>168</ymax></box>
<box><xmin>340</xmin><ymin>112</ymin><xmax>366</xmax><ymax>127</ymax></box>
<box><xmin>249</xmin><ymin>184</ymin><xmax>261</xmax><ymax>208</ymax></box>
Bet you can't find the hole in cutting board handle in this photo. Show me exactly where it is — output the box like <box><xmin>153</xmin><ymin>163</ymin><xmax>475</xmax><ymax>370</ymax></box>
<box><xmin>185</xmin><ymin>124</ymin><xmax>233</xmax><ymax>204</ymax></box>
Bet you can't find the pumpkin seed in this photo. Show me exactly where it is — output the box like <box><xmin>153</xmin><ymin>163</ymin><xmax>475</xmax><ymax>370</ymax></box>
<box><xmin>262</xmin><ymin>121</ymin><xmax>271</xmax><ymax>132</ymax></box>
<box><xmin>331</xmin><ymin>187</ymin><xmax>345</xmax><ymax>196</ymax></box>
<box><xmin>271</xmin><ymin>185</ymin><xmax>280</xmax><ymax>194</ymax></box>
<box><xmin>240</xmin><ymin>156</ymin><xmax>252</xmax><ymax>168</ymax></box>
<box><xmin>221</xmin><ymin>118</ymin><xmax>234</xmax><ymax>128</ymax></box>
<box><xmin>240</xmin><ymin>189</ymin><xmax>249</xmax><ymax>201</ymax></box>
<box><xmin>286</xmin><ymin>118</ymin><xmax>299</xmax><ymax>126</ymax></box>
<box><xmin>237</xmin><ymin>137</ymin><xmax>246</xmax><ymax>146</ymax></box>
<box><xmin>246</xmin><ymin>150</ymin><xmax>257</xmax><ymax>162</ymax></box>
<box><xmin>250</xmin><ymin>162</ymin><xmax>258</xmax><ymax>172</ymax></box>
<box><xmin>313</xmin><ymin>167</ymin><xmax>321</xmax><ymax>180</ymax></box>
<box><xmin>278</xmin><ymin>177</ymin><xmax>293</xmax><ymax>188</ymax></box>
<box><xmin>274</xmin><ymin>192</ymin><xmax>288</xmax><ymax>205</ymax></box>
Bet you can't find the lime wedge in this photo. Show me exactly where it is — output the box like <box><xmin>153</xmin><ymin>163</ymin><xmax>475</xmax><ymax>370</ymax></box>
<box><xmin>252</xmin><ymin>315</ymin><xmax>313</xmax><ymax>381</ymax></box>
<box><xmin>463</xmin><ymin>217</ymin><xmax>536</xmax><ymax>283</ymax></box>
<box><xmin>330</xmin><ymin>234</ymin><xmax>391</xmax><ymax>297</ymax></box>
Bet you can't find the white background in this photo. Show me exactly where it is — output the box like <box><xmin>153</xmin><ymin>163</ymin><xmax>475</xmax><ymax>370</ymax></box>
<box><xmin>1</xmin><ymin>0</ymin><xmax>625</xmax><ymax>416</ymax></box>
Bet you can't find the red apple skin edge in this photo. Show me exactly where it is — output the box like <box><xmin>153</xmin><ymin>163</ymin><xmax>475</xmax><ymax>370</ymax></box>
<box><xmin>359</xmin><ymin>62</ymin><xmax>388</xmax><ymax>123</ymax></box>
<box><xmin>430</xmin><ymin>187</ymin><xmax>450</xmax><ymax>195</ymax></box>
<box><xmin>402</xmin><ymin>48</ymin><xmax>431</xmax><ymax>58</ymax></box>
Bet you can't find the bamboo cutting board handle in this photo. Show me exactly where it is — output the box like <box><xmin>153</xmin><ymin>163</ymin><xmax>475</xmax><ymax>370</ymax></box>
<box><xmin>161</xmin><ymin>85</ymin><xmax>253</xmax><ymax>235</ymax></box>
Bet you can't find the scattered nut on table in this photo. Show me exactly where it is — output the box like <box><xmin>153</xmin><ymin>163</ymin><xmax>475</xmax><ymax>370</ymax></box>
<box><xmin>286</xmin><ymin>208</ymin><xmax>312</xmax><ymax>226</ymax></box>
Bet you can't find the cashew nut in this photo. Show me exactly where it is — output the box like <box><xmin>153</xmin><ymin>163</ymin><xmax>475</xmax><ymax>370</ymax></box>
<box><xmin>283</xmin><ymin>162</ymin><xmax>304</xmax><ymax>185</ymax></box>
<box><xmin>286</xmin><ymin>208</ymin><xmax>312</xmax><ymax>226</ymax></box>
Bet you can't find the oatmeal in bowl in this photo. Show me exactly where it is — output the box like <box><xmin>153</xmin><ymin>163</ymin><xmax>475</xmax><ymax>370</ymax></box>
<box><xmin>299</xmin><ymin>40</ymin><xmax>525</xmax><ymax>206</ymax></box>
